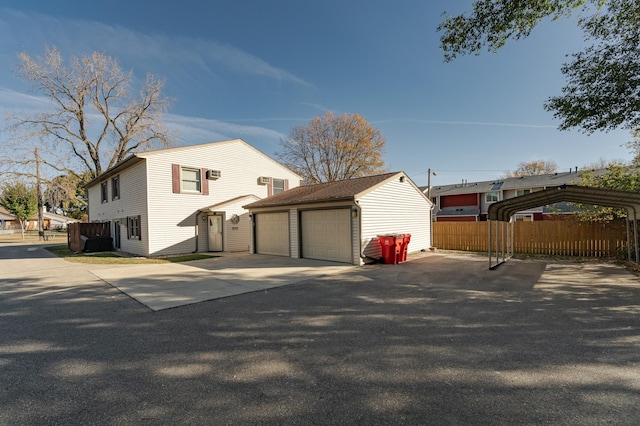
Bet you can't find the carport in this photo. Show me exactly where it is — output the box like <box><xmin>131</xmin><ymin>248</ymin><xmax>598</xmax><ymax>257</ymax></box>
<box><xmin>487</xmin><ymin>185</ymin><xmax>640</xmax><ymax>269</ymax></box>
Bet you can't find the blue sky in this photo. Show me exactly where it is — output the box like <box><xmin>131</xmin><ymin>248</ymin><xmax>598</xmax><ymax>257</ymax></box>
<box><xmin>0</xmin><ymin>1</ymin><xmax>632</xmax><ymax>186</ymax></box>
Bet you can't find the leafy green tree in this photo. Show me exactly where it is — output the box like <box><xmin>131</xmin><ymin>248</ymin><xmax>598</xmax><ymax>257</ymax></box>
<box><xmin>438</xmin><ymin>0</ymin><xmax>640</xmax><ymax>133</ymax></box>
<box><xmin>277</xmin><ymin>112</ymin><xmax>386</xmax><ymax>184</ymax></box>
<box><xmin>576</xmin><ymin>163</ymin><xmax>640</xmax><ymax>222</ymax></box>
<box><xmin>44</xmin><ymin>172</ymin><xmax>89</xmax><ymax>220</ymax></box>
<box><xmin>0</xmin><ymin>181</ymin><xmax>38</xmax><ymax>239</ymax></box>
<box><xmin>626</xmin><ymin>128</ymin><xmax>640</xmax><ymax>164</ymax></box>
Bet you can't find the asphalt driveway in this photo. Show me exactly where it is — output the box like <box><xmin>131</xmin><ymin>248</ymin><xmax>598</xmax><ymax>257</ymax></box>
<box><xmin>1</xmin><ymin>243</ymin><xmax>640</xmax><ymax>425</ymax></box>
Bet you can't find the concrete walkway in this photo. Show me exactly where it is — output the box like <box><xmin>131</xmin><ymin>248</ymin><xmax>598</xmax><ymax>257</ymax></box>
<box><xmin>90</xmin><ymin>252</ymin><xmax>356</xmax><ymax>310</ymax></box>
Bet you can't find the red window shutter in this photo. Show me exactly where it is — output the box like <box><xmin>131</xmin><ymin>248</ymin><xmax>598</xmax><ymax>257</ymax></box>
<box><xmin>284</xmin><ymin>179</ymin><xmax>289</xmax><ymax>190</ymax></box>
<box><xmin>171</xmin><ymin>164</ymin><xmax>181</xmax><ymax>194</ymax></box>
<box><xmin>267</xmin><ymin>177</ymin><xmax>273</xmax><ymax>196</ymax></box>
<box><xmin>201</xmin><ymin>168</ymin><xmax>209</xmax><ymax>195</ymax></box>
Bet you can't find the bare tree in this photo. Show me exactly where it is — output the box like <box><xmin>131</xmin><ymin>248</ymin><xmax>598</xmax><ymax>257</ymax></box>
<box><xmin>4</xmin><ymin>46</ymin><xmax>171</xmax><ymax>180</ymax></box>
<box><xmin>502</xmin><ymin>159</ymin><xmax>558</xmax><ymax>178</ymax></box>
<box><xmin>277</xmin><ymin>112</ymin><xmax>386</xmax><ymax>184</ymax></box>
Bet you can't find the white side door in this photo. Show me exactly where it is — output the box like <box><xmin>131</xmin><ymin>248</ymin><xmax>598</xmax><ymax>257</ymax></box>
<box><xmin>208</xmin><ymin>215</ymin><xmax>223</xmax><ymax>252</ymax></box>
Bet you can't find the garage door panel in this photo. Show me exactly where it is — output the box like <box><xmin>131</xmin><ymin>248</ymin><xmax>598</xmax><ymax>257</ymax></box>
<box><xmin>301</xmin><ymin>209</ymin><xmax>352</xmax><ymax>263</ymax></box>
<box><xmin>256</xmin><ymin>212</ymin><xmax>289</xmax><ymax>256</ymax></box>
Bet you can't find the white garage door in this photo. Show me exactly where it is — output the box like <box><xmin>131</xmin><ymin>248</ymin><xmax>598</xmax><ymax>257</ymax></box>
<box><xmin>301</xmin><ymin>209</ymin><xmax>352</xmax><ymax>263</ymax></box>
<box><xmin>255</xmin><ymin>212</ymin><xmax>289</xmax><ymax>256</ymax></box>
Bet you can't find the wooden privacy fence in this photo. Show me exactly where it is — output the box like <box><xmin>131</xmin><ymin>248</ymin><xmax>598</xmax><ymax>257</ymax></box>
<box><xmin>68</xmin><ymin>222</ymin><xmax>110</xmax><ymax>252</ymax></box>
<box><xmin>433</xmin><ymin>220</ymin><xmax>628</xmax><ymax>258</ymax></box>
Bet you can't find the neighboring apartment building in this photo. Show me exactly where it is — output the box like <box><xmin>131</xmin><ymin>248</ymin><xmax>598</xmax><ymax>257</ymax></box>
<box><xmin>0</xmin><ymin>206</ymin><xmax>78</xmax><ymax>231</ymax></box>
<box><xmin>423</xmin><ymin>169</ymin><xmax>602</xmax><ymax>222</ymax></box>
<box><xmin>85</xmin><ymin>139</ymin><xmax>301</xmax><ymax>256</ymax></box>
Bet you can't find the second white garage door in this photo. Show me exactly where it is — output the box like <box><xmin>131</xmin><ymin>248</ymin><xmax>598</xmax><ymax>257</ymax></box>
<box><xmin>255</xmin><ymin>212</ymin><xmax>290</xmax><ymax>256</ymax></box>
<box><xmin>301</xmin><ymin>209</ymin><xmax>352</xmax><ymax>263</ymax></box>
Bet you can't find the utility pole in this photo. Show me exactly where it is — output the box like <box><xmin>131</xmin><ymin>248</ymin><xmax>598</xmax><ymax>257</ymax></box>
<box><xmin>35</xmin><ymin>148</ymin><xmax>44</xmax><ymax>240</ymax></box>
<box><xmin>427</xmin><ymin>168</ymin><xmax>437</xmax><ymax>248</ymax></box>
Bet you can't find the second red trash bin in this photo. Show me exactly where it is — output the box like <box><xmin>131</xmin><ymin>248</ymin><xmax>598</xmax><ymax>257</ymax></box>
<box><xmin>399</xmin><ymin>233</ymin><xmax>411</xmax><ymax>262</ymax></box>
<box><xmin>377</xmin><ymin>234</ymin><xmax>410</xmax><ymax>264</ymax></box>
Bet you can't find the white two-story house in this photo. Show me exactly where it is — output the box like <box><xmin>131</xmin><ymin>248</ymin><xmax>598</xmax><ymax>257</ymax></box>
<box><xmin>85</xmin><ymin>139</ymin><xmax>301</xmax><ymax>257</ymax></box>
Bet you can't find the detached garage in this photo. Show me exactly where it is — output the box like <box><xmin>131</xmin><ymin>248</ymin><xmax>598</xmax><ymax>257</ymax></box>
<box><xmin>244</xmin><ymin>172</ymin><xmax>432</xmax><ymax>265</ymax></box>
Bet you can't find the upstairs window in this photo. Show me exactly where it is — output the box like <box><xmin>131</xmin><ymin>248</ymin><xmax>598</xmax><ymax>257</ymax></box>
<box><xmin>273</xmin><ymin>178</ymin><xmax>285</xmax><ymax>195</ymax></box>
<box><xmin>172</xmin><ymin>164</ymin><xmax>208</xmax><ymax>195</ymax></box>
<box><xmin>516</xmin><ymin>189</ymin><xmax>531</xmax><ymax>197</ymax></box>
<box><xmin>181</xmin><ymin>167</ymin><xmax>201</xmax><ymax>193</ymax></box>
<box><xmin>485</xmin><ymin>192</ymin><xmax>498</xmax><ymax>203</ymax></box>
<box><xmin>111</xmin><ymin>175</ymin><xmax>120</xmax><ymax>200</ymax></box>
<box><xmin>101</xmin><ymin>182</ymin><xmax>108</xmax><ymax>203</ymax></box>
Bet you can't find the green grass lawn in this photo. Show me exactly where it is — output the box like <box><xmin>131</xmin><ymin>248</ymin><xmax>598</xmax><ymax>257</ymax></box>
<box><xmin>45</xmin><ymin>245</ymin><xmax>218</xmax><ymax>264</ymax></box>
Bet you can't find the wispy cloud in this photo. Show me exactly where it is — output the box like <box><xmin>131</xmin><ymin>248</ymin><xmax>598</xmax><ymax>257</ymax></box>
<box><xmin>374</xmin><ymin>118</ymin><xmax>558</xmax><ymax>129</ymax></box>
<box><xmin>296</xmin><ymin>102</ymin><xmax>331</xmax><ymax>113</ymax></box>
<box><xmin>0</xmin><ymin>88</ymin><xmax>50</xmax><ymax>112</ymax></box>
<box><xmin>0</xmin><ymin>8</ymin><xmax>311</xmax><ymax>88</ymax></box>
<box><xmin>0</xmin><ymin>88</ymin><xmax>286</xmax><ymax>147</ymax></box>
<box><xmin>165</xmin><ymin>114</ymin><xmax>287</xmax><ymax>145</ymax></box>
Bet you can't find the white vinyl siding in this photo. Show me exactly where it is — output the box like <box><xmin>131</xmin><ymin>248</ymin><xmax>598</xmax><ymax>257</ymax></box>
<box><xmin>197</xmin><ymin>195</ymin><xmax>258</xmax><ymax>253</ymax></box>
<box><xmin>87</xmin><ymin>160</ymin><xmax>149</xmax><ymax>255</ymax></box>
<box><xmin>357</xmin><ymin>176</ymin><xmax>431</xmax><ymax>260</ymax></box>
<box><xmin>289</xmin><ymin>208</ymin><xmax>299</xmax><ymax>258</ymax></box>
<box><xmin>88</xmin><ymin>139</ymin><xmax>300</xmax><ymax>257</ymax></box>
<box><xmin>142</xmin><ymin>140</ymin><xmax>301</xmax><ymax>256</ymax></box>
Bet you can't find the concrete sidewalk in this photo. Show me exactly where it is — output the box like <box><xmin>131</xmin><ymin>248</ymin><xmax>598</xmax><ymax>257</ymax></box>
<box><xmin>90</xmin><ymin>252</ymin><xmax>356</xmax><ymax>310</ymax></box>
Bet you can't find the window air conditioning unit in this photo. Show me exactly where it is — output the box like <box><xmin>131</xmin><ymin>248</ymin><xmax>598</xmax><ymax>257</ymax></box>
<box><xmin>206</xmin><ymin>169</ymin><xmax>221</xmax><ymax>180</ymax></box>
<box><xmin>258</xmin><ymin>176</ymin><xmax>270</xmax><ymax>185</ymax></box>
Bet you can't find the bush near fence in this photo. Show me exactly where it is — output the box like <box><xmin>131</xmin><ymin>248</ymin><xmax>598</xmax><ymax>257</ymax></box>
<box><xmin>432</xmin><ymin>220</ymin><xmax>629</xmax><ymax>258</ymax></box>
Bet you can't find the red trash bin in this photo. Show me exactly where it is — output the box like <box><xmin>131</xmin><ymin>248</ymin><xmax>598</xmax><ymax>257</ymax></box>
<box><xmin>377</xmin><ymin>234</ymin><xmax>404</xmax><ymax>264</ymax></box>
<box><xmin>399</xmin><ymin>234</ymin><xmax>411</xmax><ymax>262</ymax></box>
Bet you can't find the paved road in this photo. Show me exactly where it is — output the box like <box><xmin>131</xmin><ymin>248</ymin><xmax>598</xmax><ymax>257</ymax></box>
<box><xmin>1</xmin><ymin>243</ymin><xmax>640</xmax><ymax>425</ymax></box>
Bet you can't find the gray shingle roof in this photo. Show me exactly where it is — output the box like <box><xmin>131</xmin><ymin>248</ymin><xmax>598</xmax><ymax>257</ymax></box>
<box><xmin>244</xmin><ymin>172</ymin><xmax>401</xmax><ymax>209</ymax></box>
<box><xmin>426</xmin><ymin>170</ymin><xmax>607</xmax><ymax>197</ymax></box>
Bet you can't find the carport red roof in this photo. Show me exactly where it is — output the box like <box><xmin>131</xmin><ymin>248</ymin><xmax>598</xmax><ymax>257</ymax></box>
<box><xmin>244</xmin><ymin>172</ymin><xmax>401</xmax><ymax>208</ymax></box>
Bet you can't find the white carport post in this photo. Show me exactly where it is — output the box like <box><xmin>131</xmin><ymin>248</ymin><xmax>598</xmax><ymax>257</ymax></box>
<box><xmin>627</xmin><ymin>214</ymin><xmax>632</xmax><ymax>263</ymax></box>
<box><xmin>500</xmin><ymin>220</ymin><xmax>505</xmax><ymax>263</ymax></box>
<box><xmin>488</xmin><ymin>219</ymin><xmax>492</xmax><ymax>269</ymax></box>
<box><xmin>634</xmin><ymin>208</ymin><xmax>639</xmax><ymax>265</ymax></box>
